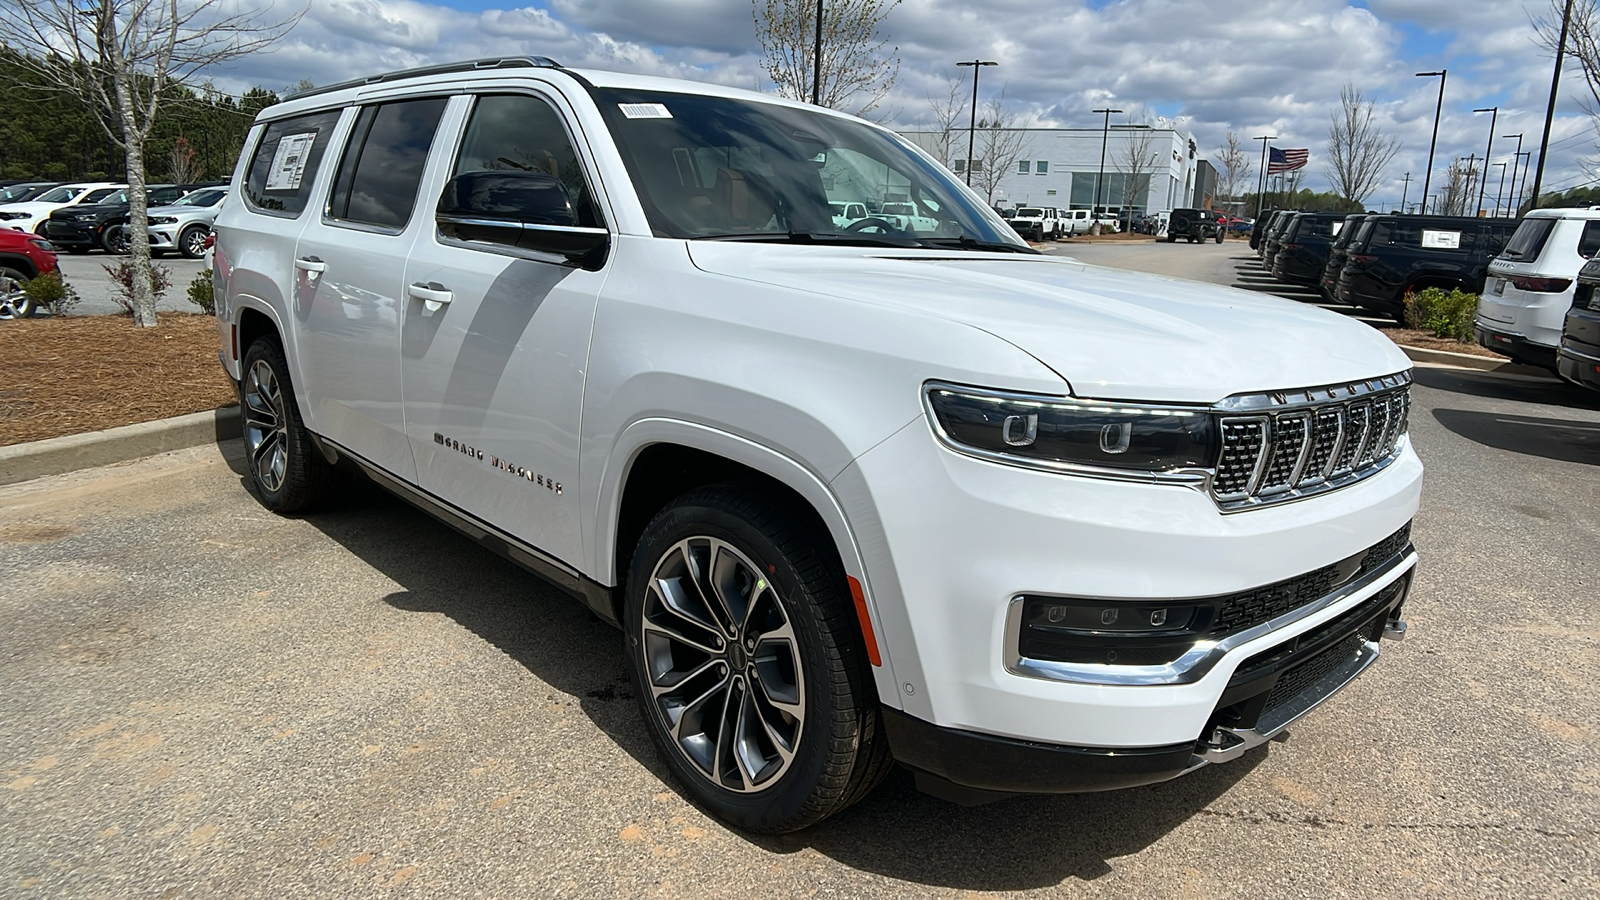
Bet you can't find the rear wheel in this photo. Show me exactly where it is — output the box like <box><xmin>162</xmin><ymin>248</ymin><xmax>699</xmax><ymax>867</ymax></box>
<box><xmin>0</xmin><ymin>266</ymin><xmax>35</xmax><ymax>319</ymax></box>
<box><xmin>239</xmin><ymin>337</ymin><xmax>342</xmax><ymax>512</ymax></box>
<box><xmin>624</xmin><ymin>483</ymin><xmax>891</xmax><ymax>833</ymax></box>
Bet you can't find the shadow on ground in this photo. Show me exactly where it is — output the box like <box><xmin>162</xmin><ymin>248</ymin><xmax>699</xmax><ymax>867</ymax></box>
<box><xmin>1432</xmin><ymin>408</ymin><xmax>1600</xmax><ymax>466</ymax></box>
<box><xmin>235</xmin><ymin>473</ymin><xmax>1259</xmax><ymax>891</ymax></box>
<box><xmin>1413</xmin><ymin>366</ymin><xmax>1600</xmax><ymax>411</ymax></box>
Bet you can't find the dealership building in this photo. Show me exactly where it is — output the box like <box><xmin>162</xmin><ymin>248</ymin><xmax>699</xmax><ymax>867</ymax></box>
<box><xmin>898</xmin><ymin>125</ymin><xmax>1217</xmax><ymax>217</ymax></box>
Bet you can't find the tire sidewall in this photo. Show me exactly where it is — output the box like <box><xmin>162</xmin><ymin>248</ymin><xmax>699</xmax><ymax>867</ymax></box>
<box><xmin>240</xmin><ymin>339</ymin><xmax>311</xmax><ymax>511</ymax></box>
<box><xmin>180</xmin><ymin>226</ymin><xmax>208</xmax><ymax>259</ymax></box>
<box><xmin>624</xmin><ymin>494</ymin><xmax>845</xmax><ymax>830</ymax></box>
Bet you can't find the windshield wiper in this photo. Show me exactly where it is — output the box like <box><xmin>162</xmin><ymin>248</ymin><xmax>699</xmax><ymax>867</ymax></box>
<box><xmin>695</xmin><ymin>231</ymin><xmax>920</xmax><ymax>248</ymax></box>
<box><xmin>915</xmin><ymin>235</ymin><xmax>1040</xmax><ymax>254</ymax></box>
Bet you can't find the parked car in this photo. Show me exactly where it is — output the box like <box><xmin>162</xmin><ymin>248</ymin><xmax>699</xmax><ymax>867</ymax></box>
<box><xmin>1557</xmin><ymin>256</ymin><xmax>1600</xmax><ymax>391</ymax></box>
<box><xmin>147</xmin><ymin>186</ymin><xmax>230</xmax><ymax>258</ymax></box>
<box><xmin>1008</xmin><ymin>206</ymin><xmax>1061</xmax><ymax>240</ymax></box>
<box><xmin>0</xmin><ymin>182</ymin><xmax>62</xmax><ymax>204</ymax></box>
<box><xmin>879</xmin><ymin>201</ymin><xmax>939</xmax><ymax>233</ymax></box>
<box><xmin>45</xmin><ymin>184</ymin><xmax>185</xmax><ymax>253</ymax></box>
<box><xmin>1167</xmin><ymin>207</ymin><xmax>1222</xmax><ymax>243</ymax></box>
<box><xmin>0</xmin><ymin>182</ymin><xmax>125</xmax><ymax>234</ymax></box>
<box><xmin>0</xmin><ymin>228</ymin><xmax>60</xmax><ymax>319</ymax></box>
<box><xmin>1249</xmin><ymin>209</ymin><xmax>1278</xmax><ymax>251</ymax></box>
<box><xmin>214</xmin><ymin>57</ymin><xmax>1420</xmax><ymax>833</ymax></box>
<box><xmin>1059</xmin><ymin>208</ymin><xmax>1094</xmax><ymax>235</ymax></box>
<box><xmin>1320</xmin><ymin>214</ymin><xmax>1374</xmax><ymax>301</ymax></box>
<box><xmin>1475</xmin><ymin>207</ymin><xmax>1600</xmax><ymax>370</ymax></box>
<box><xmin>1271</xmin><ymin>211</ymin><xmax>1350</xmax><ymax>286</ymax></box>
<box><xmin>1261</xmin><ymin>212</ymin><xmax>1300</xmax><ymax>268</ymax></box>
<box><xmin>1334</xmin><ymin>214</ymin><xmax>1518</xmax><ymax>324</ymax></box>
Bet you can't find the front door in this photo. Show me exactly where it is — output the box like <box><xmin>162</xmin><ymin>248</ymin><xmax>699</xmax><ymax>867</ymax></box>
<box><xmin>400</xmin><ymin>90</ymin><xmax>611</xmax><ymax>566</ymax></box>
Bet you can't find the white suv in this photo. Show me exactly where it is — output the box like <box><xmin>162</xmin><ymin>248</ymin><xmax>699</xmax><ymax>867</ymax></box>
<box><xmin>213</xmin><ymin>58</ymin><xmax>1421</xmax><ymax>832</ymax></box>
<box><xmin>1478</xmin><ymin>207</ymin><xmax>1600</xmax><ymax>370</ymax></box>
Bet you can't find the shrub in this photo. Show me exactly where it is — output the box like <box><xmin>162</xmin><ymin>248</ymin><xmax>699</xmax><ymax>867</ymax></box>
<box><xmin>1403</xmin><ymin>286</ymin><xmax>1477</xmax><ymax>342</ymax></box>
<box><xmin>187</xmin><ymin>269</ymin><xmax>215</xmax><ymax>315</ymax></box>
<box><xmin>22</xmin><ymin>269</ymin><xmax>80</xmax><ymax>316</ymax></box>
<box><xmin>102</xmin><ymin>260</ymin><xmax>171</xmax><ymax>316</ymax></box>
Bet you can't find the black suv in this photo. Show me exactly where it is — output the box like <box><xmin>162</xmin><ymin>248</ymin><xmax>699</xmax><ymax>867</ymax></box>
<box><xmin>1250</xmin><ymin>209</ymin><xmax>1283</xmax><ymax>251</ymax></box>
<box><xmin>1320</xmin><ymin>214</ymin><xmax>1373</xmax><ymax>300</ymax></box>
<box><xmin>1558</xmin><ymin>257</ymin><xmax>1600</xmax><ymax>392</ymax></box>
<box><xmin>1333</xmin><ymin>215</ymin><xmax>1519</xmax><ymax>322</ymax></box>
<box><xmin>1167</xmin><ymin>207</ymin><xmax>1223</xmax><ymax>243</ymax></box>
<box><xmin>1261</xmin><ymin>211</ymin><xmax>1300</xmax><ymax>270</ymax></box>
<box><xmin>45</xmin><ymin>184</ymin><xmax>186</xmax><ymax>253</ymax></box>
<box><xmin>1271</xmin><ymin>211</ymin><xmax>1352</xmax><ymax>286</ymax></box>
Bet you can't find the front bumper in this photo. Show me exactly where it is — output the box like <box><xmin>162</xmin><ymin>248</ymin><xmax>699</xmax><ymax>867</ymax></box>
<box><xmin>43</xmin><ymin>220</ymin><xmax>102</xmax><ymax>248</ymax></box>
<box><xmin>148</xmin><ymin>225</ymin><xmax>179</xmax><ymax>249</ymax></box>
<box><xmin>1474</xmin><ymin>321</ymin><xmax>1558</xmax><ymax>370</ymax></box>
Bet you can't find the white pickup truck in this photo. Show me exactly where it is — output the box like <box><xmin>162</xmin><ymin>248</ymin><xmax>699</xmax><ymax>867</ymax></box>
<box><xmin>213</xmin><ymin>56</ymin><xmax>1420</xmax><ymax>833</ymax></box>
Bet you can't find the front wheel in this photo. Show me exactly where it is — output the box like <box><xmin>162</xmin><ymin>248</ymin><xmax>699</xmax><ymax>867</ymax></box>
<box><xmin>239</xmin><ymin>338</ymin><xmax>342</xmax><ymax>512</ymax></box>
<box><xmin>0</xmin><ymin>266</ymin><xmax>35</xmax><ymax>319</ymax></box>
<box><xmin>1215</xmin><ymin>230</ymin><xmax>1225</xmax><ymax>243</ymax></box>
<box><xmin>179</xmin><ymin>225</ymin><xmax>209</xmax><ymax>259</ymax></box>
<box><xmin>102</xmin><ymin>225</ymin><xmax>129</xmax><ymax>254</ymax></box>
<box><xmin>625</xmin><ymin>483</ymin><xmax>891</xmax><ymax>833</ymax></box>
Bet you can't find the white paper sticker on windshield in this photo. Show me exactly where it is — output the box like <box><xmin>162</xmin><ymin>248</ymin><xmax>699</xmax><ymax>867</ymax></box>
<box><xmin>619</xmin><ymin>102</ymin><xmax>672</xmax><ymax>119</ymax></box>
<box><xmin>1332</xmin><ymin>221</ymin><xmax>1344</xmax><ymax>234</ymax></box>
<box><xmin>1421</xmin><ymin>229</ymin><xmax>1461</xmax><ymax>249</ymax></box>
<box><xmin>264</xmin><ymin>131</ymin><xmax>317</xmax><ymax>192</ymax></box>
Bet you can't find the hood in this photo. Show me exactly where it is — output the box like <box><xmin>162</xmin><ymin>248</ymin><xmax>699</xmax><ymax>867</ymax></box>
<box><xmin>686</xmin><ymin>244</ymin><xmax>1411</xmax><ymax>403</ymax></box>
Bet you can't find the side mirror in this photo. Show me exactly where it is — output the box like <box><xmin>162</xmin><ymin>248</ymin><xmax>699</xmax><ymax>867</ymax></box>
<box><xmin>436</xmin><ymin>171</ymin><xmax>608</xmax><ymax>270</ymax></box>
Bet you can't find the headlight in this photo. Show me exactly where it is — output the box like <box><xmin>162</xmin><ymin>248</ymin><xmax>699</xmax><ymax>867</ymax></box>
<box><xmin>923</xmin><ymin>382</ymin><xmax>1214</xmax><ymax>473</ymax></box>
<box><xmin>0</xmin><ymin>211</ymin><xmax>28</xmax><ymax>220</ymax></box>
<box><xmin>149</xmin><ymin>216</ymin><xmax>177</xmax><ymax>224</ymax></box>
<box><xmin>28</xmin><ymin>238</ymin><xmax>53</xmax><ymax>251</ymax></box>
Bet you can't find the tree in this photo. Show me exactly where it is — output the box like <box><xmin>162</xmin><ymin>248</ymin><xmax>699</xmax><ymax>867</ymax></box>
<box><xmin>1437</xmin><ymin>159</ymin><xmax>1475</xmax><ymax>215</ymax></box>
<box><xmin>969</xmin><ymin>91</ymin><xmax>1030</xmax><ymax>203</ymax></box>
<box><xmin>1214</xmin><ymin>131</ymin><xmax>1252</xmax><ymax>203</ymax></box>
<box><xmin>0</xmin><ymin>1</ymin><xmax>301</xmax><ymax>326</ymax></box>
<box><xmin>752</xmin><ymin>0</ymin><xmax>901</xmax><ymax>117</ymax></box>
<box><xmin>924</xmin><ymin>72</ymin><xmax>968</xmax><ymax>168</ymax></box>
<box><xmin>1113</xmin><ymin>120</ymin><xmax>1161</xmax><ymax>218</ymax></box>
<box><xmin>1324</xmin><ymin>83</ymin><xmax>1402</xmax><ymax>205</ymax></box>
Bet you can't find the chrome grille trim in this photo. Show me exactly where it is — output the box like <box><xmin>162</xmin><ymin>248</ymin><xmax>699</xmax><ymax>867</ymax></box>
<box><xmin>1211</xmin><ymin>372</ymin><xmax>1412</xmax><ymax>512</ymax></box>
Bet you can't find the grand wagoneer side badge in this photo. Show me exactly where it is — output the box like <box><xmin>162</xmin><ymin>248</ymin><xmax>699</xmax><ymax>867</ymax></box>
<box><xmin>435</xmin><ymin>433</ymin><xmax>562</xmax><ymax>494</ymax></box>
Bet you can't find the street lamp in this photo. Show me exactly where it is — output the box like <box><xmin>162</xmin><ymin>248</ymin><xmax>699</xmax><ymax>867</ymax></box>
<box><xmin>1253</xmin><ymin>134</ymin><xmax>1276</xmax><ymax>217</ymax></box>
<box><xmin>1092</xmin><ymin>106</ymin><xmax>1123</xmax><ymax>220</ymax></box>
<box><xmin>1517</xmin><ymin>150</ymin><xmax>1532</xmax><ymax>214</ymax></box>
<box><xmin>1503</xmin><ymin>133</ymin><xmax>1525</xmax><ymax>213</ymax></box>
<box><xmin>1532</xmin><ymin>0</ymin><xmax>1577</xmax><ymax>213</ymax></box>
<box><xmin>1493</xmin><ymin>161</ymin><xmax>1508</xmax><ymax>217</ymax></box>
<box><xmin>957</xmin><ymin>60</ymin><xmax>997</xmax><ymax>187</ymax></box>
<box><xmin>1417</xmin><ymin>70</ymin><xmax>1447</xmax><ymax>214</ymax></box>
<box><xmin>812</xmin><ymin>1</ymin><xmax>823</xmax><ymax>105</ymax></box>
<box><xmin>1473</xmin><ymin>107</ymin><xmax>1498</xmax><ymax>215</ymax></box>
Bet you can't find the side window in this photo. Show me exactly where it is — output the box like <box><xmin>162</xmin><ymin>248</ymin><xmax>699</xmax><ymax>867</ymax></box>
<box><xmin>452</xmin><ymin>94</ymin><xmax>603</xmax><ymax>228</ymax></box>
<box><xmin>1577</xmin><ymin>221</ymin><xmax>1600</xmax><ymax>259</ymax></box>
<box><xmin>245</xmin><ymin>110</ymin><xmax>342</xmax><ymax>216</ymax></box>
<box><xmin>327</xmin><ymin>97</ymin><xmax>449</xmax><ymax>230</ymax></box>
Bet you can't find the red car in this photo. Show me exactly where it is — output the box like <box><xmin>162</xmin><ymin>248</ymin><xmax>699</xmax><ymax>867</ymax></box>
<box><xmin>0</xmin><ymin>229</ymin><xmax>60</xmax><ymax>318</ymax></box>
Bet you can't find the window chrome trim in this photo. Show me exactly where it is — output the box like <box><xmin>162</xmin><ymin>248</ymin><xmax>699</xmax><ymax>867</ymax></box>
<box><xmin>1002</xmin><ymin>550</ymin><xmax>1417</xmax><ymax>687</ymax></box>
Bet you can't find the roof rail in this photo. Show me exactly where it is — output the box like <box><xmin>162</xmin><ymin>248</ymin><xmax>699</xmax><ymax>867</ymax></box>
<box><xmin>289</xmin><ymin>57</ymin><xmax>563</xmax><ymax>101</ymax></box>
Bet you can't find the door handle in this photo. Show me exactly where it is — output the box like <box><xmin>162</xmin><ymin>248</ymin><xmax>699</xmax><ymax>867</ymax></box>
<box><xmin>295</xmin><ymin>256</ymin><xmax>326</xmax><ymax>273</ymax></box>
<box><xmin>409</xmin><ymin>281</ymin><xmax>453</xmax><ymax>313</ymax></box>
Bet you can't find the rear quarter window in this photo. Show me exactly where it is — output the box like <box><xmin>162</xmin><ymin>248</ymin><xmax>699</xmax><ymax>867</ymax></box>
<box><xmin>1577</xmin><ymin>220</ymin><xmax>1600</xmax><ymax>259</ymax></box>
<box><xmin>1500</xmin><ymin>217</ymin><xmax>1555</xmax><ymax>261</ymax></box>
<box><xmin>244</xmin><ymin>110</ymin><xmax>344</xmax><ymax>218</ymax></box>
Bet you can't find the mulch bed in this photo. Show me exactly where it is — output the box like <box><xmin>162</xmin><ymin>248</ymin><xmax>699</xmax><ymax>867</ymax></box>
<box><xmin>1371</xmin><ymin>327</ymin><xmax>1503</xmax><ymax>359</ymax></box>
<box><xmin>0</xmin><ymin>313</ymin><xmax>237</xmax><ymax>447</ymax></box>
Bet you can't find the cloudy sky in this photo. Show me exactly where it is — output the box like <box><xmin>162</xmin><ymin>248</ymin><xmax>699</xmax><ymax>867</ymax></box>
<box><xmin>209</xmin><ymin>0</ymin><xmax>1595</xmax><ymax>209</ymax></box>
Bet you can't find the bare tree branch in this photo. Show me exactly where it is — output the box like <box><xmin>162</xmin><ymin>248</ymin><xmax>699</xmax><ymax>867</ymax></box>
<box><xmin>0</xmin><ymin>0</ymin><xmax>303</xmax><ymax>326</ymax></box>
<box><xmin>969</xmin><ymin>90</ymin><xmax>1030</xmax><ymax>204</ymax></box>
<box><xmin>1325</xmin><ymin>83</ymin><xmax>1402</xmax><ymax>204</ymax></box>
<box><xmin>1213</xmin><ymin>131</ymin><xmax>1251</xmax><ymax>204</ymax></box>
<box><xmin>752</xmin><ymin>0</ymin><xmax>901</xmax><ymax>118</ymax></box>
<box><xmin>924</xmin><ymin>72</ymin><xmax>968</xmax><ymax>168</ymax></box>
<box><xmin>1113</xmin><ymin>119</ymin><xmax>1160</xmax><ymax>218</ymax></box>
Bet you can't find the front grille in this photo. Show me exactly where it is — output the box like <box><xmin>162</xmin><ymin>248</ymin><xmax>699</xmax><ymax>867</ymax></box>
<box><xmin>1213</xmin><ymin>375</ymin><xmax>1411</xmax><ymax>509</ymax></box>
<box><xmin>1262</xmin><ymin>630</ymin><xmax>1366</xmax><ymax>715</ymax></box>
<box><xmin>1210</xmin><ymin>522</ymin><xmax>1411</xmax><ymax>637</ymax></box>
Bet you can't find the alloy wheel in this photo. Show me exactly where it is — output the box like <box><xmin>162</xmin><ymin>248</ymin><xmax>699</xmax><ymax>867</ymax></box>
<box><xmin>641</xmin><ymin>536</ymin><xmax>805</xmax><ymax>793</ymax></box>
<box><xmin>0</xmin><ymin>270</ymin><xmax>30</xmax><ymax>319</ymax></box>
<box><xmin>242</xmin><ymin>359</ymin><xmax>289</xmax><ymax>492</ymax></box>
<box><xmin>182</xmin><ymin>227</ymin><xmax>208</xmax><ymax>258</ymax></box>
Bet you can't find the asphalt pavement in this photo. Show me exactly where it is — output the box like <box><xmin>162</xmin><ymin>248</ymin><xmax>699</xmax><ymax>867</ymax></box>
<box><xmin>3</xmin><ymin>241</ymin><xmax>1598</xmax><ymax>897</ymax></box>
<box><xmin>49</xmin><ymin>252</ymin><xmax>209</xmax><ymax>317</ymax></box>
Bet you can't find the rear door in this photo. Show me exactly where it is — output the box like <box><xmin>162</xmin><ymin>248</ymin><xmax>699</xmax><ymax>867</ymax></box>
<box><xmin>292</xmin><ymin>94</ymin><xmax>452</xmax><ymax>484</ymax></box>
<box><xmin>399</xmin><ymin>89</ymin><xmax>611</xmax><ymax>565</ymax></box>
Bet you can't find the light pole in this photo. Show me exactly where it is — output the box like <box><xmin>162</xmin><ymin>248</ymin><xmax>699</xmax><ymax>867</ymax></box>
<box><xmin>1416</xmin><ymin>70</ymin><xmax>1447</xmax><ymax>213</ymax></box>
<box><xmin>1532</xmin><ymin>0</ymin><xmax>1577</xmax><ymax>212</ymax></box>
<box><xmin>1493</xmin><ymin>161</ymin><xmax>1508</xmax><ymax>217</ymax></box>
<box><xmin>1503</xmin><ymin>132</ymin><xmax>1524</xmax><ymax>214</ymax></box>
<box><xmin>1473</xmin><ymin>107</ymin><xmax>1497</xmax><ymax>215</ymax></box>
<box><xmin>1253</xmin><ymin>134</ymin><xmax>1275</xmax><ymax>217</ymax></box>
<box><xmin>812</xmin><ymin>1</ymin><xmax>823</xmax><ymax>105</ymax></box>
<box><xmin>1517</xmin><ymin>150</ymin><xmax>1532</xmax><ymax>214</ymax></box>
<box><xmin>1092</xmin><ymin>106</ymin><xmax>1122</xmax><ymax>220</ymax></box>
<box><xmin>957</xmin><ymin>60</ymin><xmax>997</xmax><ymax>187</ymax></box>
<box><xmin>1400</xmin><ymin>172</ymin><xmax>1411</xmax><ymax>214</ymax></box>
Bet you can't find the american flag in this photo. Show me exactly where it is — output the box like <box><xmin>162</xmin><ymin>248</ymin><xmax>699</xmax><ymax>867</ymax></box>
<box><xmin>1268</xmin><ymin>147</ymin><xmax>1309</xmax><ymax>174</ymax></box>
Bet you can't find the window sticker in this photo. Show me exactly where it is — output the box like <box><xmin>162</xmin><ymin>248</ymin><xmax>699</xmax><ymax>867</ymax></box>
<box><xmin>1332</xmin><ymin>221</ymin><xmax>1344</xmax><ymax>234</ymax></box>
<box><xmin>265</xmin><ymin>131</ymin><xmax>318</xmax><ymax>191</ymax></box>
<box><xmin>619</xmin><ymin>102</ymin><xmax>672</xmax><ymax>119</ymax></box>
<box><xmin>1421</xmin><ymin>229</ymin><xmax>1461</xmax><ymax>249</ymax></box>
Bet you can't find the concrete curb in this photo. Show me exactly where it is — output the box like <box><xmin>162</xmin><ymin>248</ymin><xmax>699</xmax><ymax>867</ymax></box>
<box><xmin>1395</xmin><ymin>344</ymin><xmax>1556</xmax><ymax>378</ymax></box>
<box><xmin>0</xmin><ymin>406</ymin><xmax>241</xmax><ymax>487</ymax></box>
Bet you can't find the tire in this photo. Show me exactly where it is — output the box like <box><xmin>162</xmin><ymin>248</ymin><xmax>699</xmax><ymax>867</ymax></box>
<box><xmin>178</xmin><ymin>225</ymin><xmax>209</xmax><ymax>259</ymax></box>
<box><xmin>0</xmin><ymin>266</ymin><xmax>35</xmax><ymax>319</ymax></box>
<box><xmin>239</xmin><ymin>337</ymin><xmax>342</xmax><ymax>513</ymax></box>
<box><xmin>624</xmin><ymin>483</ymin><xmax>891</xmax><ymax>833</ymax></box>
<box><xmin>1215</xmin><ymin>230</ymin><xmax>1225</xmax><ymax>243</ymax></box>
<box><xmin>66</xmin><ymin>246</ymin><xmax>90</xmax><ymax>255</ymax></box>
<box><xmin>1166</xmin><ymin>234</ymin><xmax>1176</xmax><ymax>243</ymax></box>
<box><xmin>102</xmin><ymin>225</ymin><xmax>129</xmax><ymax>255</ymax></box>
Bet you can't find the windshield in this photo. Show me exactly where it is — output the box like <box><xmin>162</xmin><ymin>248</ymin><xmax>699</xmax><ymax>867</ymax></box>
<box><xmin>1015</xmin><ymin>208</ymin><xmax>1044</xmax><ymax>217</ymax></box>
<box><xmin>35</xmin><ymin>186</ymin><xmax>84</xmax><ymax>203</ymax></box>
<box><xmin>174</xmin><ymin>188</ymin><xmax>226</xmax><ymax>207</ymax></box>
<box><xmin>593</xmin><ymin>88</ymin><xmax>1024</xmax><ymax>248</ymax></box>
